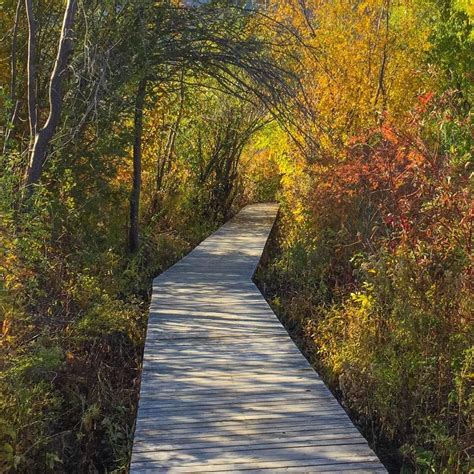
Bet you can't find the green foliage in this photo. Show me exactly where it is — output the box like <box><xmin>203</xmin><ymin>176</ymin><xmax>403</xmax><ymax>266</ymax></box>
<box><xmin>429</xmin><ymin>0</ymin><xmax>473</xmax><ymax>98</ymax></box>
<box><xmin>0</xmin><ymin>351</ymin><xmax>63</xmax><ymax>472</ymax></box>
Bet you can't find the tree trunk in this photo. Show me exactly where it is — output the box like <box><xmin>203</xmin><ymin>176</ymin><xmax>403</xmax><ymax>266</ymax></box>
<box><xmin>154</xmin><ymin>69</ymin><xmax>186</xmax><ymax>210</ymax></box>
<box><xmin>3</xmin><ymin>0</ymin><xmax>22</xmax><ymax>154</ymax></box>
<box><xmin>374</xmin><ymin>0</ymin><xmax>390</xmax><ymax>116</ymax></box>
<box><xmin>129</xmin><ymin>79</ymin><xmax>147</xmax><ymax>253</ymax></box>
<box><xmin>24</xmin><ymin>0</ymin><xmax>77</xmax><ymax>196</ymax></box>
<box><xmin>25</xmin><ymin>0</ymin><xmax>37</xmax><ymax>144</ymax></box>
<box><xmin>10</xmin><ymin>1</ymin><xmax>22</xmax><ymax>99</ymax></box>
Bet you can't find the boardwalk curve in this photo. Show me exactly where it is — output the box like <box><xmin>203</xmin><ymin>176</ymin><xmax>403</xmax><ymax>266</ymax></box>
<box><xmin>131</xmin><ymin>203</ymin><xmax>386</xmax><ymax>473</ymax></box>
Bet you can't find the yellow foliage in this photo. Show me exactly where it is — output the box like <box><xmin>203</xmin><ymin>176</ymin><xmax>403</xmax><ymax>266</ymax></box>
<box><xmin>273</xmin><ymin>0</ymin><xmax>433</xmax><ymax>156</ymax></box>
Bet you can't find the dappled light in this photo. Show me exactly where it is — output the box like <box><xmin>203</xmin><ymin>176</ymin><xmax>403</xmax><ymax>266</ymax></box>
<box><xmin>0</xmin><ymin>0</ymin><xmax>471</xmax><ymax>471</ymax></box>
<box><xmin>131</xmin><ymin>204</ymin><xmax>384</xmax><ymax>472</ymax></box>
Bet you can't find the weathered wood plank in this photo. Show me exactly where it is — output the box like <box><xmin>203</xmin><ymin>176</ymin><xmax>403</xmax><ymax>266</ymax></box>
<box><xmin>134</xmin><ymin>416</ymin><xmax>359</xmax><ymax>435</ymax></box>
<box><xmin>133</xmin><ymin>433</ymin><xmax>367</xmax><ymax>453</ymax></box>
<box><xmin>136</xmin><ymin>393</ymin><xmax>336</xmax><ymax>410</ymax></box>
<box><xmin>131</xmin><ymin>440</ymin><xmax>372</xmax><ymax>463</ymax></box>
<box><xmin>131</xmin><ymin>443</ymin><xmax>380</xmax><ymax>470</ymax></box>
<box><xmin>135</xmin><ymin>406</ymin><xmax>348</xmax><ymax>425</ymax></box>
<box><xmin>130</xmin><ymin>204</ymin><xmax>386</xmax><ymax>473</ymax></box>
<box><xmin>133</xmin><ymin>425</ymin><xmax>363</xmax><ymax>445</ymax></box>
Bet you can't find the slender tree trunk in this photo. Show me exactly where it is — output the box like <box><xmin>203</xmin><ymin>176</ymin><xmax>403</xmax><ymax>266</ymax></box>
<box><xmin>24</xmin><ymin>0</ymin><xmax>77</xmax><ymax>195</ymax></box>
<box><xmin>11</xmin><ymin>0</ymin><xmax>21</xmax><ymax>99</ymax></box>
<box><xmin>25</xmin><ymin>0</ymin><xmax>37</xmax><ymax>144</ymax></box>
<box><xmin>129</xmin><ymin>79</ymin><xmax>147</xmax><ymax>253</ymax></box>
<box><xmin>155</xmin><ymin>69</ymin><xmax>186</xmax><ymax>194</ymax></box>
<box><xmin>3</xmin><ymin>0</ymin><xmax>22</xmax><ymax>153</ymax></box>
<box><xmin>374</xmin><ymin>0</ymin><xmax>390</xmax><ymax>116</ymax></box>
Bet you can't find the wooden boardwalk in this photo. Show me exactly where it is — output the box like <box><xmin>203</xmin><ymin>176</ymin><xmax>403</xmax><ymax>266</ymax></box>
<box><xmin>131</xmin><ymin>203</ymin><xmax>386</xmax><ymax>473</ymax></box>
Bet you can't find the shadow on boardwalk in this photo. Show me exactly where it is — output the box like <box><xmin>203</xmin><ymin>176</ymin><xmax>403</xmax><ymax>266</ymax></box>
<box><xmin>130</xmin><ymin>203</ymin><xmax>386</xmax><ymax>473</ymax></box>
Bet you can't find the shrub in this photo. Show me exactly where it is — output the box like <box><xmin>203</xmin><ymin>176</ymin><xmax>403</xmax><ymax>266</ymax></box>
<box><xmin>262</xmin><ymin>94</ymin><xmax>472</xmax><ymax>470</ymax></box>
